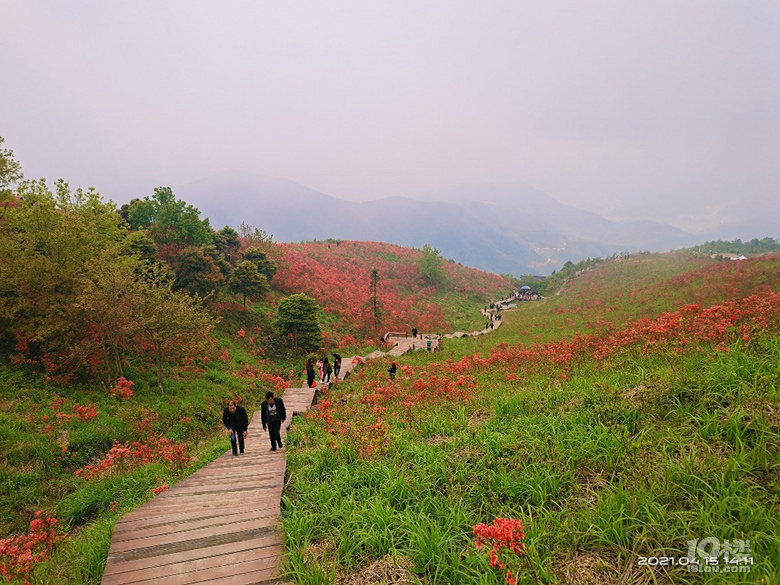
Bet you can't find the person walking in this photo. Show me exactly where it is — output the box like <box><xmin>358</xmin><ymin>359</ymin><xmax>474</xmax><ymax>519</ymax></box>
<box><xmin>306</xmin><ymin>358</ymin><xmax>316</xmax><ymax>388</ymax></box>
<box><xmin>323</xmin><ymin>356</ymin><xmax>331</xmax><ymax>383</ymax></box>
<box><xmin>317</xmin><ymin>359</ymin><xmax>324</xmax><ymax>383</ymax></box>
<box><xmin>387</xmin><ymin>362</ymin><xmax>397</xmax><ymax>379</ymax></box>
<box><xmin>222</xmin><ymin>399</ymin><xmax>249</xmax><ymax>456</ymax></box>
<box><xmin>261</xmin><ymin>391</ymin><xmax>287</xmax><ymax>451</ymax></box>
<box><xmin>332</xmin><ymin>353</ymin><xmax>342</xmax><ymax>378</ymax></box>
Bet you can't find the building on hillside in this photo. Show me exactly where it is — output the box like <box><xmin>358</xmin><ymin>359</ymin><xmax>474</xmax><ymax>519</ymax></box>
<box><xmin>710</xmin><ymin>253</ymin><xmax>748</xmax><ymax>261</ymax></box>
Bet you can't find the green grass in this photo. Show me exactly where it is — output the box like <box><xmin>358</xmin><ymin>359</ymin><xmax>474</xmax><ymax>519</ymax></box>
<box><xmin>282</xmin><ymin>325</ymin><xmax>780</xmax><ymax>583</ymax></box>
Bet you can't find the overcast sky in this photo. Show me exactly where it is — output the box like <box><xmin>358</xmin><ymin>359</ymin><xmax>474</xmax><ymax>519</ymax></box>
<box><xmin>2</xmin><ymin>1</ymin><xmax>778</xmax><ymax>232</ymax></box>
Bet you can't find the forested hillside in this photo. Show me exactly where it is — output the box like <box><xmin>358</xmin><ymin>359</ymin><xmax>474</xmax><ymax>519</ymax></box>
<box><xmin>274</xmin><ymin>240</ymin><xmax>511</xmax><ymax>343</ymax></box>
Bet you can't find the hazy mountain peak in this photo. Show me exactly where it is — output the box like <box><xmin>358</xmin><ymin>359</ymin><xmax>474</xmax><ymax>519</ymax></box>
<box><xmin>177</xmin><ymin>170</ymin><xmax>701</xmax><ymax>276</ymax></box>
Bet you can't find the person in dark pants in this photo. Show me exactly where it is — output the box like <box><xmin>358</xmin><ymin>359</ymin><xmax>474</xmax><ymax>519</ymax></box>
<box><xmin>323</xmin><ymin>357</ymin><xmax>332</xmax><ymax>383</ymax></box>
<box><xmin>387</xmin><ymin>362</ymin><xmax>397</xmax><ymax>379</ymax></box>
<box><xmin>332</xmin><ymin>353</ymin><xmax>342</xmax><ymax>378</ymax></box>
<box><xmin>261</xmin><ymin>391</ymin><xmax>287</xmax><ymax>451</ymax></box>
<box><xmin>222</xmin><ymin>399</ymin><xmax>249</xmax><ymax>456</ymax></box>
<box><xmin>306</xmin><ymin>359</ymin><xmax>316</xmax><ymax>388</ymax></box>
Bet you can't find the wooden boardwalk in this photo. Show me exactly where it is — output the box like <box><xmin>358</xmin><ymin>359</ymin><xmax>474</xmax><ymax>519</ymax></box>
<box><xmin>101</xmin><ymin>385</ymin><xmax>317</xmax><ymax>585</ymax></box>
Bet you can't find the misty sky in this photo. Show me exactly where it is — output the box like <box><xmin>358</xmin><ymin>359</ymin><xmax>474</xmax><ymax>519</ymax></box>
<box><xmin>2</xmin><ymin>1</ymin><xmax>778</xmax><ymax>233</ymax></box>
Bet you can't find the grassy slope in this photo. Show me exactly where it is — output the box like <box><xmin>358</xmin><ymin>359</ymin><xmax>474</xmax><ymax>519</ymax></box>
<box><xmin>282</xmin><ymin>252</ymin><xmax>780</xmax><ymax>584</ymax></box>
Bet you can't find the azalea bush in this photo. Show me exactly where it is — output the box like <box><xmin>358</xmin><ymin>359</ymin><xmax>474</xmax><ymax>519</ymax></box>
<box><xmin>474</xmin><ymin>518</ymin><xmax>531</xmax><ymax>585</ymax></box>
<box><xmin>73</xmin><ymin>436</ymin><xmax>189</xmax><ymax>479</ymax></box>
<box><xmin>0</xmin><ymin>512</ymin><xmax>65</xmax><ymax>585</ymax></box>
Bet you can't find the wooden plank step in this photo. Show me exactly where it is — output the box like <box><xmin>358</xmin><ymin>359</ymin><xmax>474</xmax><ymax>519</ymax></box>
<box><xmin>104</xmin><ymin>545</ymin><xmax>283</xmax><ymax>584</ymax></box>
<box><xmin>102</xmin><ymin>535</ymin><xmax>281</xmax><ymax>576</ymax></box>
<box><xmin>111</xmin><ymin>507</ymin><xmax>281</xmax><ymax>541</ymax></box>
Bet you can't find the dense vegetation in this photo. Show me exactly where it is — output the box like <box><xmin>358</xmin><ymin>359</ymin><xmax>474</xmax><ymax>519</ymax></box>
<box><xmin>688</xmin><ymin>238</ymin><xmax>780</xmax><ymax>257</ymax></box>
<box><xmin>0</xmin><ymin>138</ymin><xmax>510</xmax><ymax>584</ymax></box>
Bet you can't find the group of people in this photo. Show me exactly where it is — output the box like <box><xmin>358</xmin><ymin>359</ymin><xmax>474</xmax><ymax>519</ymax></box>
<box><xmin>222</xmin><ymin>293</ymin><xmax>525</xmax><ymax>456</ymax></box>
<box><xmin>222</xmin><ymin>392</ymin><xmax>287</xmax><ymax>455</ymax></box>
<box><xmin>485</xmin><ymin>311</ymin><xmax>502</xmax><ymax>330</ymax></box>
<box><xmin>305</xmin><ymin>353</ymin><xmax>342</xmax><ymax>387</ymax></box>
<box><xmin>221</xmin><ymin>351</ymin><xmax>350</xmax><ymax>456</ymax></box>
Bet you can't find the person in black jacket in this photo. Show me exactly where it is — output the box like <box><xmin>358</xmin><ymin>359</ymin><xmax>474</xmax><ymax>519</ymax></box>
<box><xmin>332</xmin><ymin>353</ymin><xmax>342</xmax><ymax>378</ymax></box>
<box><xmin>306</xmin><ymin>358</ymin><xmax>316</xmax><ymax>388</ymax></box>
<box><xmin>261</xmin><ymin>391</ymin><xmax>287</xmax><ymax>451</ymax></box>
<box><xmin>222</xmin><ymin>400</ymin><xmax>249</xmax><ymax>456</ymax></box>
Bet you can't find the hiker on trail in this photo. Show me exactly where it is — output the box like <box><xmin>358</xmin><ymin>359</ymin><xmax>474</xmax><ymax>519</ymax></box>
<box><xmin>306</xmin><ymin>359</ymin><xmax>316</xmax><ymax>388</ymax></box>
<box><xmin>411</xmin><ymin>327</ymin><xmax>418</xmax><ymax>338</ymax></box>
<box><xmin>388</xmin><ymin>362</ymin><xmax>397</xmax><ymax>379</ymax></box>
<box><xmin>316</xmin><ymin>359</ymin><xmax>324</xmax><ymax>383</ymax></box>
<box><xmin>261</xmin><ymin>391</ymin><xmax>287</xmax><ymax>451</ymax></box>
<box><xmin>332</xmin><ymin>353</ymin><xmax>342</xmax><ymax>378</ymax></box>
<box><xmin>222</xmin><ymin>400</ymin><xmax>249</xmax><ymax>456</ymax></box>
<box><xmin>323</xmin><ymin>356</ymin><xmax>331</xmax><ymax>383</ymax></box>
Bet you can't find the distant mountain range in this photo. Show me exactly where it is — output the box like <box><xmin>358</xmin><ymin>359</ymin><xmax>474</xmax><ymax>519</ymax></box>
<box><xmin>175</xmin><ymin>170</ymin><xmax>720</xmax><ymax>276</ymax></box>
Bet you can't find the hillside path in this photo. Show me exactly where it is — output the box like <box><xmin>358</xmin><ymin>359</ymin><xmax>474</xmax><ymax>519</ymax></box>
<box><xmin>380</xmin><ymin>306</ymin><xmax>506</xmax><ymax>357</ymax></box>
<box><xmin>100</xmin><ymin>297</ymin><xmax>514</xmax><ymax>584</ymax></box>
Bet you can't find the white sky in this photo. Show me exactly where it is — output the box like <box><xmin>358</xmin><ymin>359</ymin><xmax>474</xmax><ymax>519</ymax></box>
<box><xmin>1</xmin><ymin>1</ymin><xmax>778</xmax><ymax>231</ymax></box>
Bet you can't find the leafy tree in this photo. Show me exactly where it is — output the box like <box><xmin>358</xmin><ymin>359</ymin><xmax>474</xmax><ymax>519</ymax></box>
<box><xmin>275</xmin><ymin>294</ymin><xmax>322</xmax><ymax>352</ymax></box>
<box><xmin>242</xmin><ymin>247</ymin><xmax>277</xmax><ymax>279</ymax></box>
<box><xmin>0</xmin><ymin>136</ymin><xmax>23</xmax><ymax>202</ymax></box>
<box><xmin>173</xmin><ymin>246</ymin><xmax>227</xmax><ymax>297</ymax></box>
<box><xmin>238</xmin><ymin>221</ymin><xmax>273</xmax><ymax>250</ymax></box>
<box><xmin>136</xmin><ymin>273</ymin><xmax>216</xmax><ymax>392</ymax></box>
<box><xmin>0</xmin><ymin>178</ymin><xmax>217</xmax><ymax>386</ymax></box>
<box><xmin>122</xmin><ymin>230</ymin><xmax>158</xmax><ymax>263</ymax></box>
<box><xmin>417</xmin><ymin>244</ymin><xmax>446</xmax><ymax>287</ymax></box>
<box><xmin>214</xmin><ymin>226</ymin><xmax>242</xmax><ymax>265</ymax></box>
<box><xmin>691</xmin><ymin>238</ymin><xmax>780</xmax><ymax>256</ymax></box>
<box><xmin>368</xmin><ymin>268</ymin><xmax>382</xmax><ymax>332</ymax></box>
<box><xmin>230</xmin><ymin>260</ymin><xmax>269</xmax><ymax>307</ymax></box>
<box><xmin>72</xmin><ymin>254</ymin><xmax>216</xmax><ymax>390</ymax></box>
<box><xmin>125</xmin><ymin>187</ymin><xmax>213</xmax><ymax>257</ymax></box>
<box><xmin>73</xmin><ymin>251</ymin><xmax>148</xmax><ymax>383</ymax></box>
<box><xmin>238</xmin><ymin>221</ymin><xmax>285</xmax><ymax>268</ymax></box>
